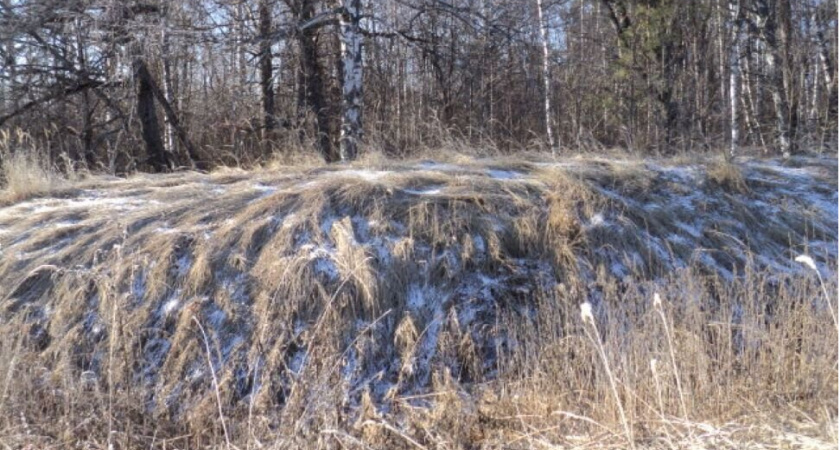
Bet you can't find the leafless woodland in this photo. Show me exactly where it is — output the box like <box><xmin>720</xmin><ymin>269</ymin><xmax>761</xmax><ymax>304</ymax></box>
<box><xmin>0</xmin><ymin>0</ymin><xmax>836</xmax><ymax>172</ymax></box>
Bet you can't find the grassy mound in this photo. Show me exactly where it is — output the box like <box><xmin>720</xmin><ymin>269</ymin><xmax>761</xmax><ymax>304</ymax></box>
<box><xmin>0</xmin><ymin>155</ymin><xmax>836</xmax><ymax>448</ymax></box>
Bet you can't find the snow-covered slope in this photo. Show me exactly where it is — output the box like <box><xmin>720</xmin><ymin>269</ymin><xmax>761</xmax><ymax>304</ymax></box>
<box><xmin>0</xmin><ymin>155</ymin><xmax>836</xmax><ymax>421</ymax></box>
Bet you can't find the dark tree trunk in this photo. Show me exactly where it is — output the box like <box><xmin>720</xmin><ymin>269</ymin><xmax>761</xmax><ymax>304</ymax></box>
<box><xmin>754</xmin><ymin>0</ymin><xmax>792</xmax><ymax>155</ymax></box>
<box><xmin>259</xmin><ymin>0</ymin><xmax>276</xmax><ymax>135</ymax></box>
<box><xmin>299</xmin><ymin>33</ymin><xmax>334</xmax><ymax>161</ymax></box>
<box><xmin>133</xmin><ymin>58</ymin><xmax>171</xmax><ymax>172</ymax></box>
<box><xmin>81</xmin><ymin>90</ymin><xmax>96</xmax><ymax>168</ymax></box>
<box><xmin>290</xmin><ymin>0</ymin><xmax>334</xmax><ymax>161</ymax></box>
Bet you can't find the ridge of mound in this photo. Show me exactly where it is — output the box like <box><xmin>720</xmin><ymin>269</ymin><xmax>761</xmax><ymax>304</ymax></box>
<box><xmin>0</xmin><ymin>155</ymin><xmax>836</xmax><ymax>448</ymax></box>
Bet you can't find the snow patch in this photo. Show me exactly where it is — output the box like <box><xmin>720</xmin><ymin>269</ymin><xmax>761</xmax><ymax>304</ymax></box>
<box><xmin>331</xmin><ymin>169</ymin><xmax>389</xmax><ymax>182</ymax></box>
<box><xmin>487</xmin><ymin>169</ymin><xmax>523</xmax><ymax>180</ymax></box>
<box><xmin>416</xmin><ymin>161</ymin><xmax>459</xmax><ymax>172</ymax></box>
<box><xmin>252</xmin><ymin>183</ymin><xmax>278</xmax><ymax>196</ymax></box>
<box><xmin>404</xmin><ymin>186</ymin><xmax>443</xmax><ymax>195</ymax></box>
<box><xmin>7</xmin><ymin>194</ymin><xmax>159</xmax><ymax>215</ymax></box>
<box><xmin>162</xmin><ymin>297</ymin><xmax>180</xmax><ymax>316</ymax></box>
<box><xmin>588</xmin><ymin>213</ymin><xmax>606</xmax><ymax>227</ymax></box>
<box><xmin>472</xmin><ymin>235</ymin><xmax>486</xmax><ymax>254</ymax></box>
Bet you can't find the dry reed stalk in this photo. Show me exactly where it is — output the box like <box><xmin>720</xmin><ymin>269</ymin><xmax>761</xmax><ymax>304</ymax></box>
<box><xmin>796</xmin><ymin>254</ymin><xmax>838</xmax><ymax>330</ymax></box>
<box><xmin>580</xmin><ymin>301</ymin><xmax>635</xmax><ymax>449</ymax></box>
<box><xmin>192</xmin><ymin>315</ymin><xmax>232</xmax><ymax>449</ymax></box>
<box><xmin>653</xmin><ymin>292</ymin><xmax>689</xmax><ymax>422</ymax></box>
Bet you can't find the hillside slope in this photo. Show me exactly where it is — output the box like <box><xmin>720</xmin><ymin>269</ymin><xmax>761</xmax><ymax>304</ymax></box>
<box><xmin>0</xmin><ymin>155</ymin><xmax>836</xmax><ymax>449</ymax></box>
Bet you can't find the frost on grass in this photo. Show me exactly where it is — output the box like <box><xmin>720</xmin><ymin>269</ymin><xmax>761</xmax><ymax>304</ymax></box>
<box><xmin>0</xmin><ymin>154</ymin><xmax>836</xmax><ymax>433</ymax></box>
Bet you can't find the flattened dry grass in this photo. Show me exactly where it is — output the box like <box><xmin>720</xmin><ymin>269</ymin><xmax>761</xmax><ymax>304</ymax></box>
<box><xmin>0</xmin><ymin>154</ymin><xmax>836</xmax><ymax>449</ymax></box>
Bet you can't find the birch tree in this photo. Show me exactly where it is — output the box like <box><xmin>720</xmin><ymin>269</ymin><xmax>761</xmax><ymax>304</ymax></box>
<box><xmin>536</xmin><ymin>0</ymin><xmax>555</xmax><ymax>151</ymax></box>
<box><xmin>0</xmin><ymin>0</ymin><xmax>835</xmax><ymax>169</ymax></box>
<box><xmin>338</xmin><ymin>0</ymin><xmax>363</xmax><ymax>161</ymax></box>
<box><xmin>728</xmin><ymin>0</ymin><xmax>743</xmax><ymax>159</ymax></box>
<box><xmin>161</xmin><ymin>12</ymin><xmax>177</xmax><ymax>157</ymax></box>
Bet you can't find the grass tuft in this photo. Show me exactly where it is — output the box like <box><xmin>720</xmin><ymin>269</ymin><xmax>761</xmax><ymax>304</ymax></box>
<box><xmin>707</xmin><ymin>159</ymin><xmax>749</xmax><ymax>193</ymax></box>
<box><xmin>0</xmin><ymin>129</ymin><xmax>69</xmax><ymax>203</ymax></box>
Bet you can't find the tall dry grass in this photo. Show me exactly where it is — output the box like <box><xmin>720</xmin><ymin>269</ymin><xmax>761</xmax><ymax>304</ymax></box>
<box><xmin>0</xmin><ymin>154</ymin><xmax>835</xmax><ymax>449</ymax></box>
<box><xmin>0</xmin><ymin>129</ymin><xmax>72</xmax><ymax>204</ymax></box>
<box><xmin>0</xmin><ymin>265</ymin><xmax>833</xmax><ymax>449</ymax></box>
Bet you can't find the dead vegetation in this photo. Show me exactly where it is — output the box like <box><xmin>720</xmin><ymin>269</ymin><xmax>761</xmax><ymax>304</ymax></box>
<box><xmin>0</xmin><ymin>154</ymin><xmax>836</xmax><ymax>449</ymax></box>
<box><xmin>0</xmin><ymin>129</ymin><xmax>74</xmax><ymax>204</ymax></box>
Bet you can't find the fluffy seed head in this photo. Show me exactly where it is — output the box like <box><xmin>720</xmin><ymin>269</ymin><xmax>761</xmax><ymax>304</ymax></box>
<box><xmin>795</xmin><ymin>254</ymin><xmax>817</xmax><ymax>272</ymax></box>
<box><xmin>650</xmin><ymin>358</ymin><xmax>658</xmax><ymax>374</ymax></box>
<box><xmin>580</xmin><ymin>302</ymin><xmax>594</xmax><ymax>323</ymax></box>
<box><xmin>653</xmin><ymin>292</ymin><xmax>662</xmax><ymax>308</ymax></box>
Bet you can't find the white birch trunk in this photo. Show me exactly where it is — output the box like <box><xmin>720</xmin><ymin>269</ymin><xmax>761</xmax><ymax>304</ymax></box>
<box><xmin>536</xmin><ymin>0</ymin><xmax>555</xmax><ymax>152</ymax></box>
<box><xmin>816</xmin><ymin>33</ymin><xmax>833</xmax><ymax>89</ymax></box>
<box><xmin>728</xmin><ymin>1</ymin><xmax>742</xmax><ymax>159</ymax></box>
<box><xmin>235</xmin><ymin>2</ymin><xmax>248</xmax><ymax>89</ymax></box>
<box><xmin>717</xmin><ymin>3</ymin><xmax>727</xmax><ymax>120</ymax></box>
<box><xmin>809</xmin><ymin>55</ymin><xmax>819</xmax><ymax>136</ymax></box>
<box><xmin>339</xmin><ymin>0</ymin><xmax>363</xmax><ymax>162</ymax></box>
<box><xmin>161</xmin><ymin>20</ymin><xmax>176</xmax><ymax>156</ymax></box>
<box><xmin>764</xmin><ymin>45</ymin><xmax>791</xmax><ymax>155</ymax></box>
<box><xmin>741</xmin><ymin>44</ymin><xmax>767</xmax><ymax>149</ymax></box>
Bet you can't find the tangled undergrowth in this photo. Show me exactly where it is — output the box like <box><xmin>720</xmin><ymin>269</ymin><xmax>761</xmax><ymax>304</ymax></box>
<box><xmin>0</xmin><ymin>154</ymin><xmax>836</xmax><ymax>449</ymax></box>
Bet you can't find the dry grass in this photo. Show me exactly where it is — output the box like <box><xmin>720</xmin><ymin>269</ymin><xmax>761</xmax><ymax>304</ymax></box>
<box><xmin>0</xmin><ymin>129</ymin><xmax>71</xmax><ymax>204</ymax></box>
<box><xmin>0</xmin><ymin>153</ymin><xmax>836</xmax><ymax>449</ymax></box>
<box><xmin>707</xmin><ymin>159</ymin><xmax>749</xmax><ymax>193</ymax></box>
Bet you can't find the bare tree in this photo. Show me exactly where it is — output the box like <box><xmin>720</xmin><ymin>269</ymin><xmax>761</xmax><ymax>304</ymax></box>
<box><xmin>134</xmin><ymin>58</ymin><xmax>171</xmax><ymax>171</ymax></box>
<box><xmin>259</xmin><ymin>0</ymin><xmax>276</xmax><ymax>135</ymax></box>
<box><xmin>0</xmin><ymin>0</ymin><xmax>834</xmax><ymax>171</ymax></box>
<box><xmin>536</xmin><ymin>0</ymin><xmax>554</xmax><ymax>151</ymax></box>
<box><xmin>750</xmin><ymin>0</ymin><xmax>793</xmax><ymax>155</ymax></box>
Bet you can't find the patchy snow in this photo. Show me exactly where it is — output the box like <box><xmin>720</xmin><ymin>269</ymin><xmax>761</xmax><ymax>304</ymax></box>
<box><xmin>610</xmin><ymin>262</ymin><xmax>629</xmax><ymax>278</ymax></box>
<box><xmin>5</xmin><ymin>193</ymin><xmax>159</xmax><ymax>216</ymax></box>
<box><xmin>251</xmin><ymin>183</ymin><xmax>278</xmax><ymax>196</ymax></box>
<box><xmin>154</xmin><ymin>226</ymin><xmax>181</xmax><ymax>234</ymax></box>
<box><xmin>675</xmin><ymin>221</ymin><xmax>703</xmax><ymax>238</ymax></box>
<box><xmin>404</xmin><ymin>186</ymin><xmax>443</xmax><ymax>195</ymax></box>
<box><xmin>416</xmin><ymin>161</ymin><xmax>460</xmax><ymax>172</ymax></box>
<box><xmin>131</xmin><ymin>269</ymin><xmax>147</xmax><ymax>302</ymax></box>
<box><xmin>666</xmin><ymin>233</ymin><xmax>691</xmax><ymax>246</ymax></box>
<box><xmin>330</xmin><ymin>169</ymin><xmax>389</xmax><ymax>181</ymax></box>
<box><xmin>175</xmin><ymin>253</ymin><xmax>191</xmax><ymax>277</ymax></box>
<box><xmin>407</xmin><ymin>283</ymin><xmax>442</xmax><ymax>314</ymax></box>
<box><xmin>53</xmin><ymin>220</ymin><xmax>82</xmax><ymax>228</ymax></box>
<box><xmin>14</xmin><ymin>236</ymin><xmax>73</xmax><ymax>261</ymax></box>
<box><xmin>162</xmin><ymin>297</ymin><xmax>180</xmax><ymax>316</ymax></box>
<box><xmin>299</xmin><ymin>244</ymin><xmax>341</xmax><ymax>281</ymax></box>
<box><xmin>320</xmin><ymin>214</ymin><xmax>337</xmax><ymax>236</ymax></box>
<box><xmin>588</xmin><ymin>213</ymin><xmax>606</xmax><ymax>228</ymax></box>
<box><xmin>207</xmin><ymin>307</ymin><xmax>227</xmax><ymax>329</ymax></box>
<box><xmin>314</xmin><ymin>257</ymin><xmax>340</xmax><ymax>281</ymax></box>
<box><xmin>472</xmin><ymin>235</ymin><xmax>486</xmax><ymax>254</ymax></box>
<box><xmin>0</xmin><ymin>155</ymin><xmax>835</xmax><ymax>419</ymax></box>
<box><xmin>487</xmin><ymin>169</ymin><xmax>523</xmax><ymax>180</ymax></box>
<box><xmin>654</xmin><ymin>165</ymin><xmax>702</xmax><ymax>182</ymax></box>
